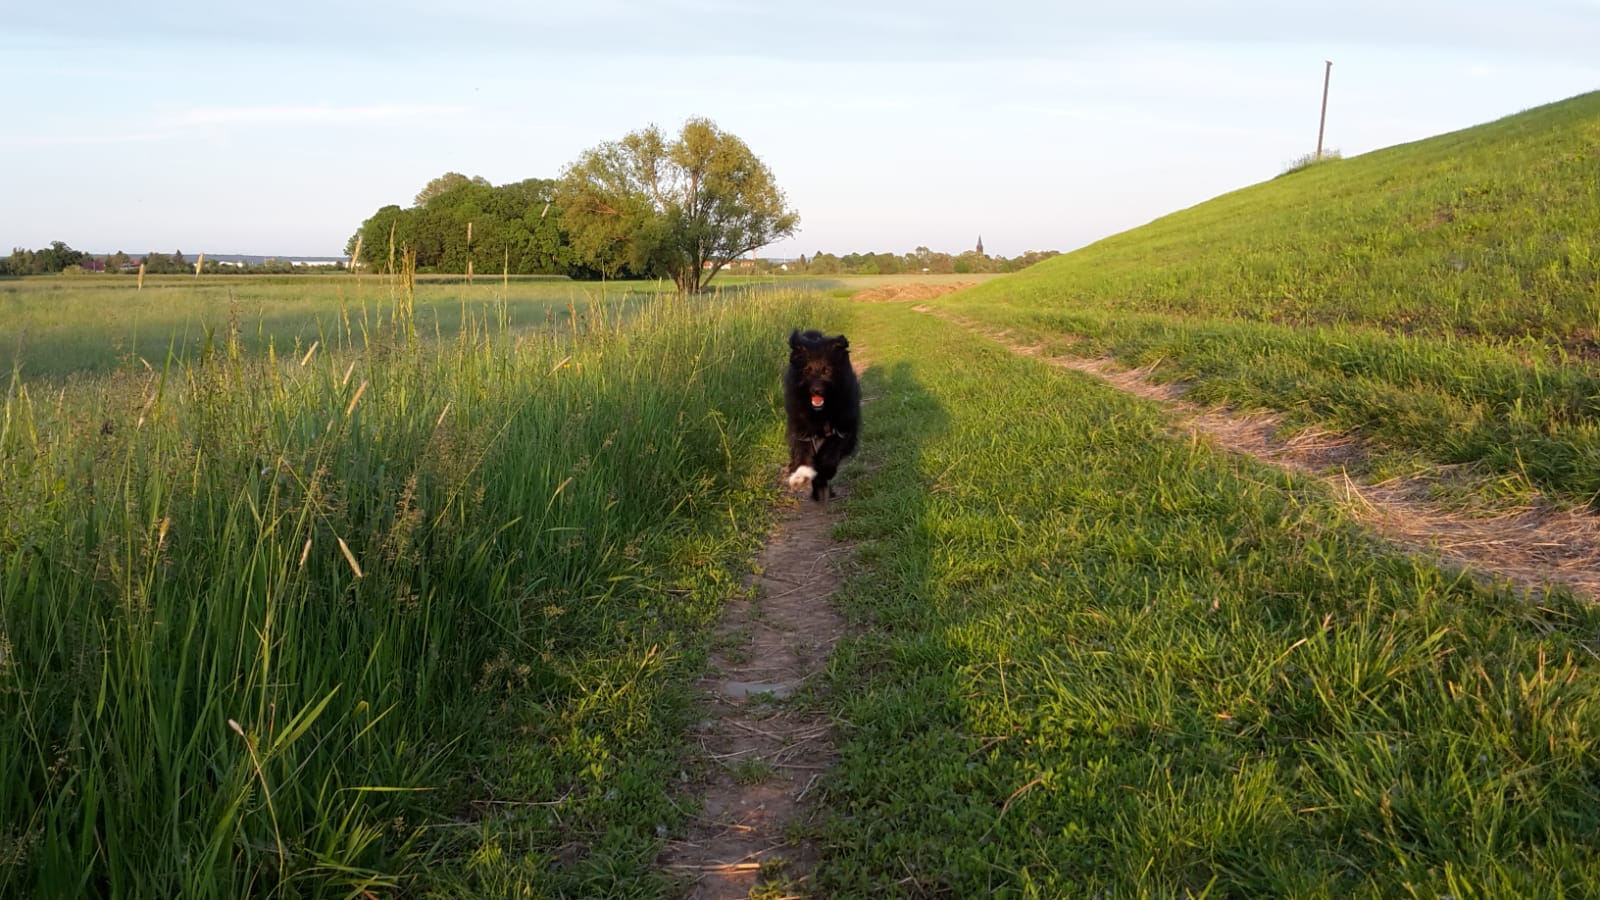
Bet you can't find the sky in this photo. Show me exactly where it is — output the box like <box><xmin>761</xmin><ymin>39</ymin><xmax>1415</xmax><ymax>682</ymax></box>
<box><xmin>3</xmin><ymin>1</ymin><xmax>1598</xmax><ymax>261</ymax></box>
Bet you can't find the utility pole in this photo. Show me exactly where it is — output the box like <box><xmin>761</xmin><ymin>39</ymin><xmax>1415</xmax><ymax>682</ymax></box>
<box><xmin>1316</xmin><ymin>60</ymin><xmax>1333</xmax><ymax>160</ymax></box>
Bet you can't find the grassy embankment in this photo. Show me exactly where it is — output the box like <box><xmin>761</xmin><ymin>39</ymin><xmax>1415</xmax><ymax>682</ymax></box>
<box><xmin>813</xmin><ymin>302</ymin><xmax>1600</xmax><ymax>896</ymax></box>
<box><xmin>938</xmin><ymin>91</ymin><xmax>1600</xmax><ymax>508</ymax></box>
<box><xmin>0</xmin><ymin>283</ymin><xmax>835</xmax><ymax>897</ymax></box>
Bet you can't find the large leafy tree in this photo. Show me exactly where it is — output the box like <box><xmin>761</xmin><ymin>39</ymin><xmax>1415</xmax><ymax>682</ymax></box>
<box><xmin>556</xmin><ymin>117</ymin><xmax>799</xmax><ymax>293</ymax></box>
<box><xmin>414</xmin><ymin>172</ymin><xmax>488</xmax><ymax>207</ymax></box>
<box><xmin>347</xmin><ymin>176</ymin><xmax>571</xmax><ymax>275</ymax></box>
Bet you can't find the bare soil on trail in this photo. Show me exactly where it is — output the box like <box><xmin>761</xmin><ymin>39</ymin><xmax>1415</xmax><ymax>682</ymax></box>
<box><xmin>920</xmin><ymin>307</ymin><xmax>1600</xmax><ymax>602</ymax></box>
<box><xmin>659</xmin><ymin>365</ymin><xmax>872</xmax><ymax>898</ymax></box>
<box><xmin>851</xmin><ymin>281</ymin><xmax>977</xmax><ymax>303</ymax></box>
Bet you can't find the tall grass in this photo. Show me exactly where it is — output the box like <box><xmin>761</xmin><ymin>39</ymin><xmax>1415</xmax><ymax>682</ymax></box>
<box><xmin>0</xmin><ymin>276</ymin><xmax>684</xmax><ymax>381</ymax></box>
<box><xmin>0</xmin><ymin>288</ymin><xmax>824</xmax><ymax>896</ymax></box>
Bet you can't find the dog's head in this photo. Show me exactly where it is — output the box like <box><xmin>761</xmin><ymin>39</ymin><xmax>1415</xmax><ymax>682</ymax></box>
<box><xmin>789</xmin><ymin>329</ymin><xmax>850</xmax><ymax>411</ymax></box>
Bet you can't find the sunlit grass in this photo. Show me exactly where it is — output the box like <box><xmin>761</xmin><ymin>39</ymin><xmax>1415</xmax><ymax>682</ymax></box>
<box><xmin>0</xmin><ymin>274</ymin><xmax>678</xmax><ymax>380</ymax></box>
<box><xmin>0</xmin><ymin>286</ymin><xmax>831</xmax><ymax>896</ymax></box>
<box><xmin>816</xmin><ymin>304</ymin><xmax>1600</xmax><ymax>896</ymax></box>
<box><xmin>954</xmin><ymin>91</ymin><xmax>1600</xmax><ymax>342</ymax></box>
<box><xmin>938</xmin><ymin>90</ymin><xmax>1600</xmax><ymax>508</ymax></box>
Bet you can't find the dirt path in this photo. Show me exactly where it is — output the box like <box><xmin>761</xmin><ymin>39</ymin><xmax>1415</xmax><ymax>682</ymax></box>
<box><xmin>913</xmin><ymin>304</ymin><xmax>1600</xmax><ymax>601</ymax></box>
<box><xmin>658</xmin><ymin>370</ymin><xmax>868</xmax><ymax>897</ymax></box>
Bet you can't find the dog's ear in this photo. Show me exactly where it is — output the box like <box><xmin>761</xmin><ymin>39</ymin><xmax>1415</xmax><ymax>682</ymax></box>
<box><xmin>789</xmin><ymin>329</ymin><xmax>803</xmax><ymax>350</ymax></box>
<box><xmin>831</xmin><ymin>335</ymin><xmax>850</xmax><ymax>352</ymax></box>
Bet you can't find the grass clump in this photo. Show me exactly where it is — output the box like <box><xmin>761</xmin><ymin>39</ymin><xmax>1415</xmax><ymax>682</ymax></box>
<box><xmin>1279</xmin><ymin>148</ymin><xmax>1343</xmax><ymax>176</ymax></box>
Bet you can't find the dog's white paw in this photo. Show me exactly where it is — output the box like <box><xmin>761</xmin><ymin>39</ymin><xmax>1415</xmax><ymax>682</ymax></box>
<box><xmin>787</xmin><ymin>465</ymin><xmax>817</xmax><ymax>490</ymax></box>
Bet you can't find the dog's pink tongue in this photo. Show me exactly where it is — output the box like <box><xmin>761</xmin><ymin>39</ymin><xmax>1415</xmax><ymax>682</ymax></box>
<box><xmin>811</xmin><ymin>394</ymin><xmax>825</xmax><ymax>409</ymax></box>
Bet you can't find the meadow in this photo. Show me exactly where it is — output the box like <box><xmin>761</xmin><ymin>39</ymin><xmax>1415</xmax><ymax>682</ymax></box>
<box><xmin>0</xmin><ymin>272</ymin><xmax>997</xmax><ymax>382</ymax></box>
<box><xmin>814</xmin><ymin>304</ymin><xmax>1600</xmax><ymax>896</ymax></box>
<box><xmin>963</xmin><ymin>91</ymin><xmax>1600</xmax><ymax>344</ymax></box>
<box><xmin>0</xmin><ymin>275</ymin><xmax>666</xmax><ymax>380</ymax></box>
<box><xmin>0</xmin><ymin>278</ymin><xmax>829</xmax><ymax>896</ymax></box>
<box><xmin>940</xmin><ymin>91</ymin><xmax>1600</xmax><ymax>510</ymax></box>
<box><xmin>5</xmin><ymin>91</ymin><xmax>1600</xmax><ymax>897</ymax></box>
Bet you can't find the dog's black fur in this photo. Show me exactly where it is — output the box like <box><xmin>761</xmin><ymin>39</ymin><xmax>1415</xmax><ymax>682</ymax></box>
<box><xmin>784</xmin><ymin>329</ymin><xmax>860</xmax><ymax>501</ymax></box>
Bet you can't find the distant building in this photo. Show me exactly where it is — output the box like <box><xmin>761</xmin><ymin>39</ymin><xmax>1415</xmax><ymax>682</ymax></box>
<box><xmin>976</xmin><ymin>235</ymin><xmax>985</xmax><ymax>256</ymax></box>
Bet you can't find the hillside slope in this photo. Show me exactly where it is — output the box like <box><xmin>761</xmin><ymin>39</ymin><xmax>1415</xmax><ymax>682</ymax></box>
<box><xmin>958</xmin><ymin>91</ymin><xmax>1600</xmax><ymax>343</ymax></box>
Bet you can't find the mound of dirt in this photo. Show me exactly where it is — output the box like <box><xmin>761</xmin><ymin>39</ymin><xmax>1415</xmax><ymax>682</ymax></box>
<box><xmin>851</xmin><ymin>282</ymin><xmax>977</xmax><ymax>303</ymax></box>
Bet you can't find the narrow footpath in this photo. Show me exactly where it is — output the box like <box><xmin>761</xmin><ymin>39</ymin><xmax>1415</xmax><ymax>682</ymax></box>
<box><xmin>658</xmin><ymin>404</ymin><xmax>864</xmax><ymax>896</ymax></box>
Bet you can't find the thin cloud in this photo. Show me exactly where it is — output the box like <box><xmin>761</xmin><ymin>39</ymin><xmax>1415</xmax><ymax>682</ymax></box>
<box><xmin>0</xmin><ymin>130</ymin><xmax>180</xmax><ymax>148</ymax></box>
<box><xmin>164</xmin><ymin>104</ymin><xmax>455</xmax><ymax>127</ymax></box>
<box><xmin>1</xmin><ymin>103</ymin><xmax>460</xmax><ymax>148</ymax></box>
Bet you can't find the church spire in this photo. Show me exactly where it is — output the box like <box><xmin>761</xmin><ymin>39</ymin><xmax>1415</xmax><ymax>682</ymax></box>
<box><xmin>976</xmin><ymin>235</ymin><xmax>985</xmax><ymax>256</ymax></box>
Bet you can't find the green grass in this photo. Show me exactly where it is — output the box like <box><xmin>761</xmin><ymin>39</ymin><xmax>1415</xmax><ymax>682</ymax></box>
<box><xmin>938</xmin><ymin>304</ymin><xmax>1600</xmax><ymax>505</ymax></box>
<box><xmin>816</xmin><ymin>304</ymin><xmax>1600</xmax><ymax>896</ymax></box>
<box><xmin>0</xmin><ymin>287</ymin><xmax>837</xmax><ymax>897</ymax></box>
<box><xmin>0</xmin><ymin>275</ymin><xmax>673</xmax><ymax>380</ymax></box>
<box><xmin>952</xmin><ymin>90</ymin><xmax>1600</xmax><ymax>342</ymax></box>
<box><xmin>0</xmin><ymin>273</ymin><xmax>993</xmax><ymax>382</ymax></box>
<box><xmin>8</xmin><ymin>89</ymin><xmax>1600</xmax><ymax>899</ymax></box>
<box><xmin>937</xmin><ymin>91</ymin><xmax>1600</xmax><ymax>508</ymax></box>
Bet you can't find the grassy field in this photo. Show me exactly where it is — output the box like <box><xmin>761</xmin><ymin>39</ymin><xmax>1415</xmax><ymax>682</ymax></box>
<box><xmin>813</xmin><ymin>304</ymin><xmax>1600</xmax><ymax>896</ymax></box>
<box><xmin>6</xmin><ymin>92</ymin><xmax>1600</xmax><ymax>897</ymax></box>
<box><xmin>0</xmin><ymin>274</ymin><xmax>670</xmax><ymax>380</ymax></box>
<box><xmin>955</xmin><ymin>91</ymin><xmax>1600</xmax><ymax>343</ymax></box>
<box><xmin>938</xmin><ymin>91</ymin><xmax>1600</xmax><ymax>509</ymax></box>
<box><xmin>0</xmin><ymin>287</ymin><xmax>834</xmax><ymax>897</ymax></box>
<box><xmin>0</xmin><ymin>273</ymin><xmax>998</xmax><ymax>381</ymax></box>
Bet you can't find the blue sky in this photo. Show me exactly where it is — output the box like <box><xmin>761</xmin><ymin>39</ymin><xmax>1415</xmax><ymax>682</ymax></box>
<box><xmin>3</xmin><ymin>1</ymin><xmax>1597</xmax><ymax>259</ymax></box>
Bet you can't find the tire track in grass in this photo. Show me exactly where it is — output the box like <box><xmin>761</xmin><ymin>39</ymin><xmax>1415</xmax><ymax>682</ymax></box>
<box><xmin>658</xmin><ymin>359</ymin><xmax>872</xmax><ymax>899</ymax></box>
<box><xmin>915</xmin><ymin>303</ymin><xmax>1600</xmax><ymax>601</ymax></box>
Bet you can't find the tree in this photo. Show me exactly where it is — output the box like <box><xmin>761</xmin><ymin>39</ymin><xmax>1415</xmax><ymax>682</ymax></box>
<box><xmin>5</xmin><ymin>249</ymin><xmax>33</xmax><ymax>276</ymax></box>
<box><xmin>142</xmin><ymin>251</ymin><xmax>189</xmax><ymax>275</ymax></box>
<box><xmin>351</xmin><ymin>177</ymin><xmax>574</xmax><ymax>276</ymax></box>
<box><xmin>414</xmin><ymin>172</ymin><xmax>488</xmax><ymax>207</ymax></box>
<box><xmin>556</xmin><ymin>117</ymin><xmax>798</xmax><ymax>293</ymax></box>
<box><xmin>27</xmin><ymin>241</ymin><xmax>86</xmax><ymax>274</ymax></box>
<box><xmin>350</xmin><ymin>205</ymin><xmax>410</xmax><ymax>273</ymax></box>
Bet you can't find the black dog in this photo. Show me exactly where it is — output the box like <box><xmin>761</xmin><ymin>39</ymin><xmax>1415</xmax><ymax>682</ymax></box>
<box><xmin>784</xmin><ymin>329</ymin><xmax>860</xmax><ymax>501</ymax></box>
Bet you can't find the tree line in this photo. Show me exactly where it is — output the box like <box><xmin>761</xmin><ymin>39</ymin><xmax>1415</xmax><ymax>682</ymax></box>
<box><xmin>2</xmin><ymin>239</ymin><xmax>1059</xmax><ymax>281</ymax></box>
<box><xmin>2</xmin><ymin>241</ymin><xmax>89</xmax><ymax>276</ymax></box>
<box><xmin>347</xmin><ymin>175</ymin><xmax>572</xmax><ymax>278</ymax></box>
<box><xmin>0</xmin><ymin>244</ymin><xmax>346</xmax><ymax>277</ymax></box>
<box><xmin>348</xmin><ymin>118</ymin><xmax>800</xmax><ymax>292</ymax></box>
<box><xmin>8</xmin><ymin>118</ymin><xmax>1058</xmax><ymax>287</ymax></box>
<box><xmin>797</xmin><ymin>247</ymin><xmax>1060</xmax><ymax>276</ymax></box>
